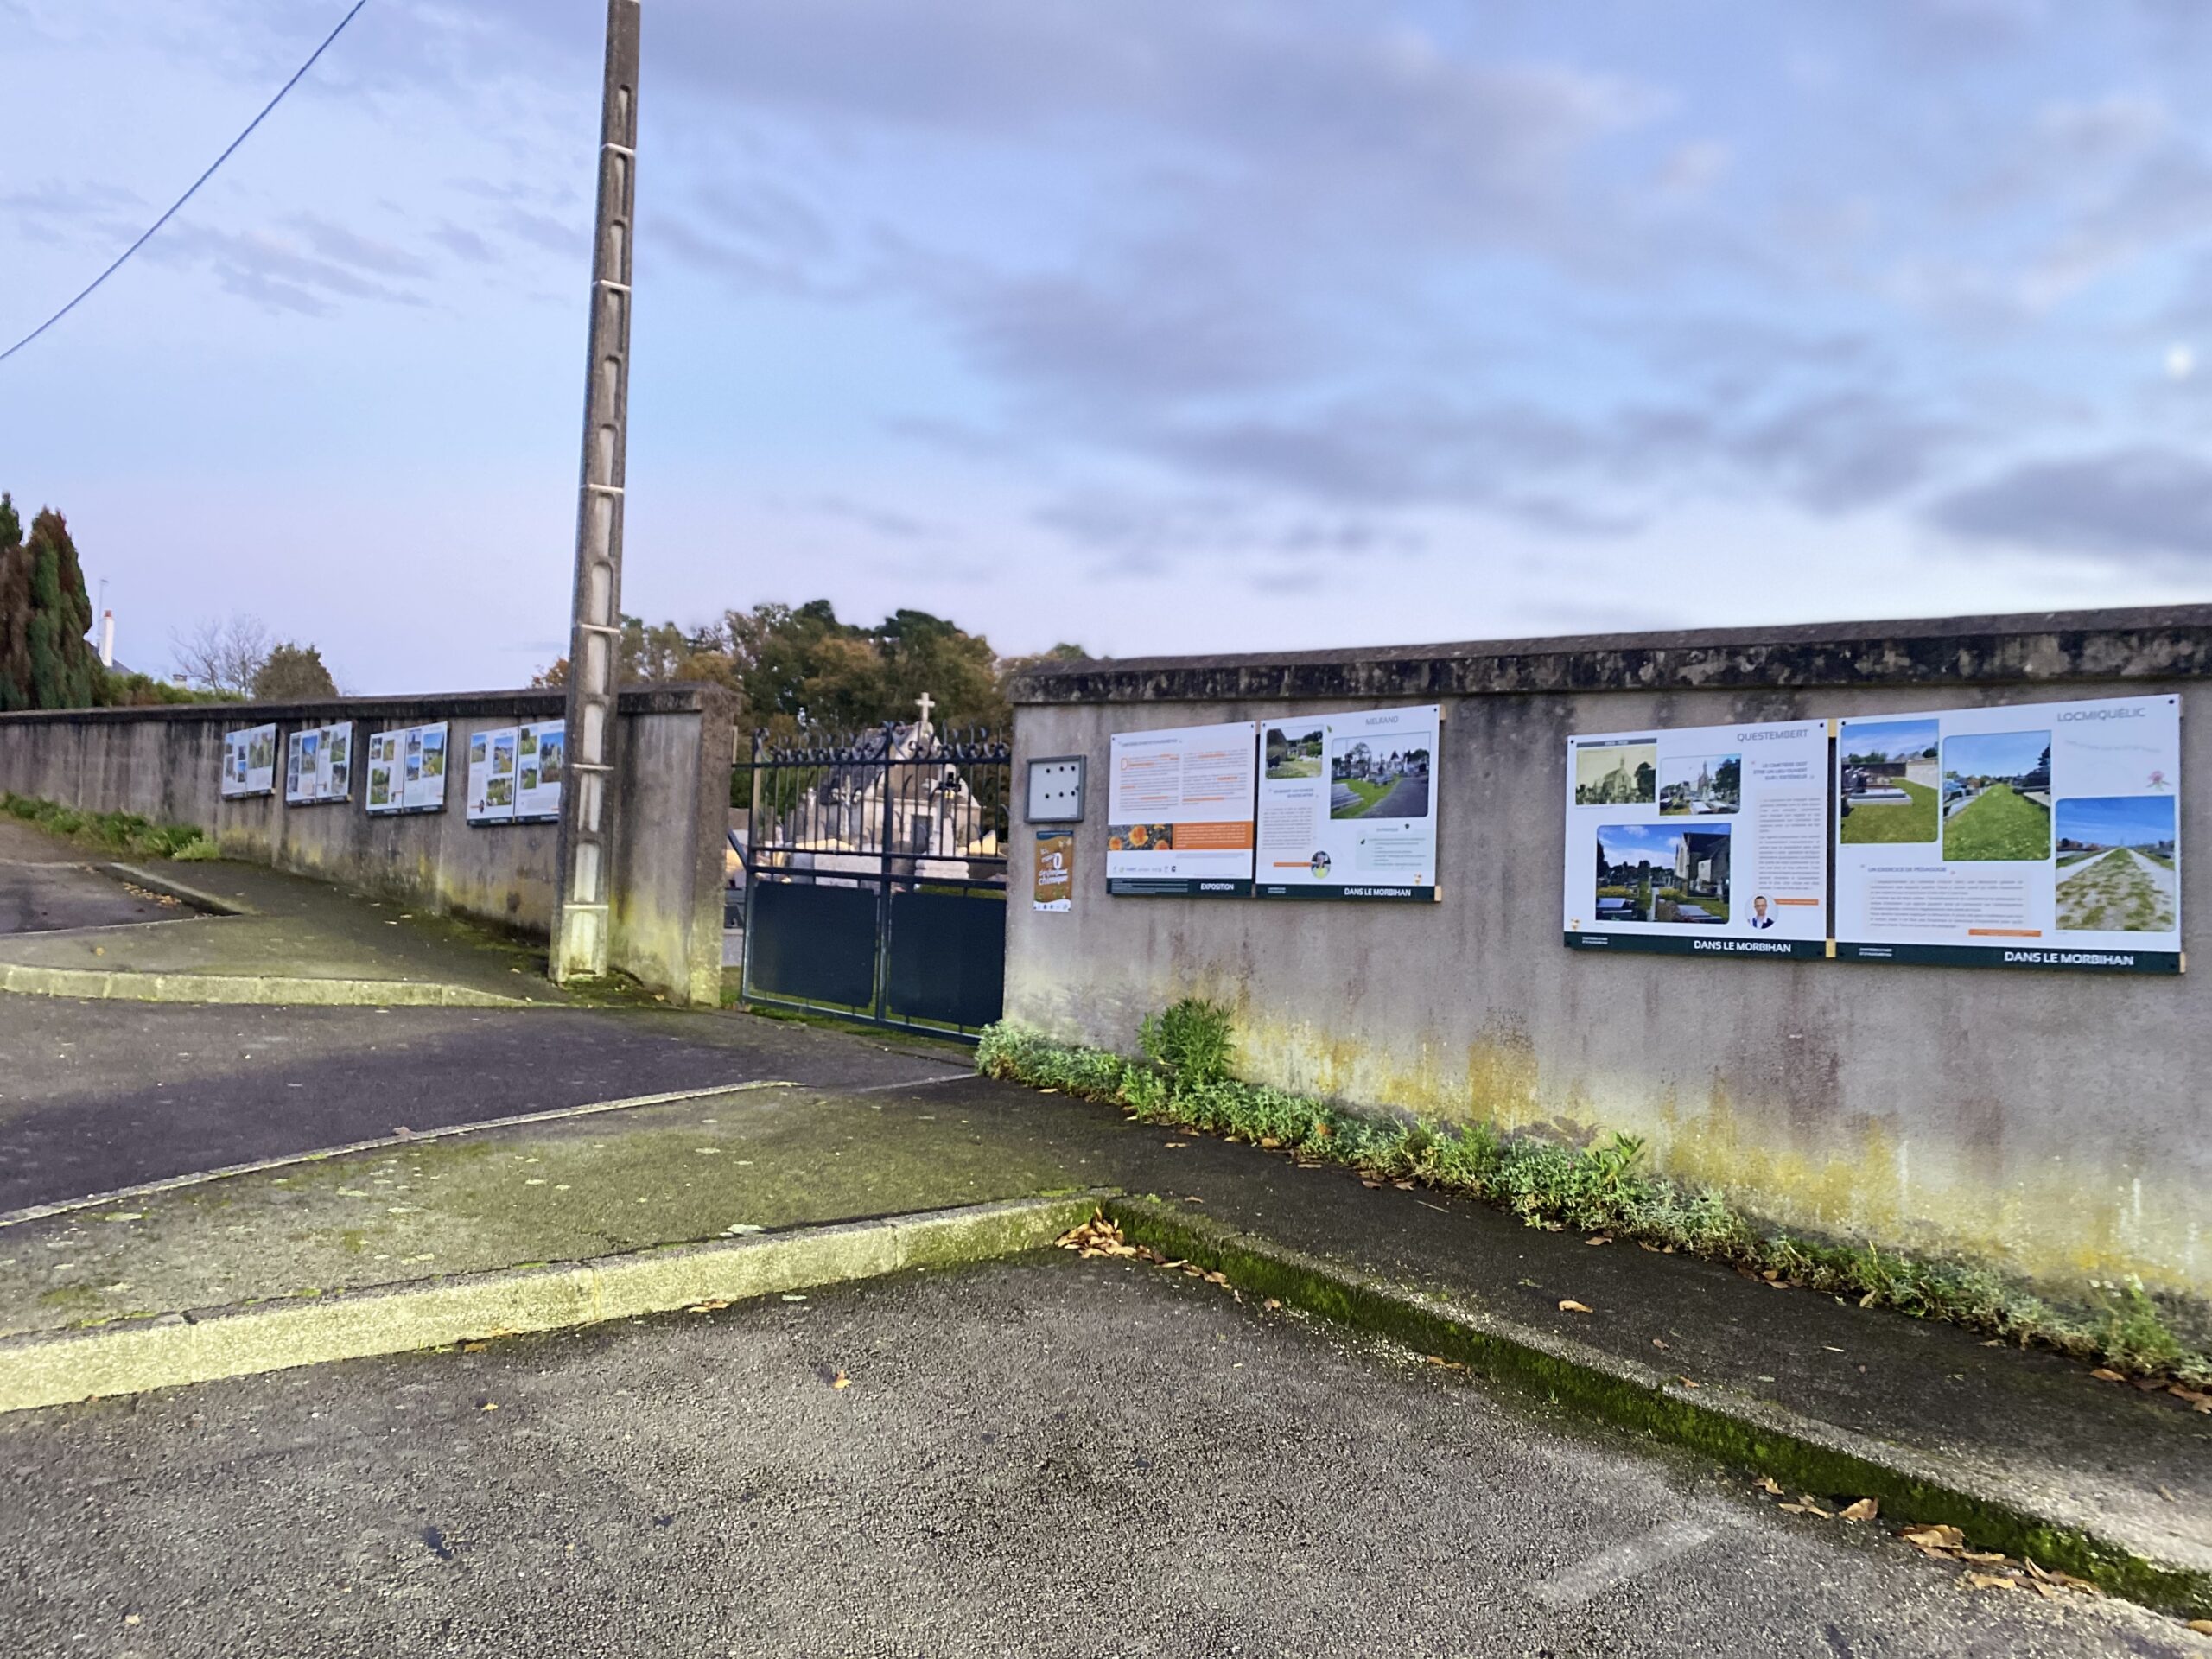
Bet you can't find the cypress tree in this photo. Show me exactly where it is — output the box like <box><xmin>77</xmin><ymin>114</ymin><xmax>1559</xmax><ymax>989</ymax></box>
<box><xmin>0</xmin><ymin>495</ymin><xmax>27</xmax><ymax>711</ymax></box>
<box><xmin>10</xmin><ymin>507</ymin><xmax>100</xmax><ymax>709</ymax></box>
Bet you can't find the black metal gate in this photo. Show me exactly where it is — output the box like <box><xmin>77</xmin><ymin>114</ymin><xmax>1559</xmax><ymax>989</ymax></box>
<box><xmin>739</xmin><ymin>723</ymin><xmax>1009</xmax><ymax>1039</ymax></box>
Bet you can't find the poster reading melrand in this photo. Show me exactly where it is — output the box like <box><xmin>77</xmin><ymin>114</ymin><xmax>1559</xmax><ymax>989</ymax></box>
<box><xmin>365</xmin><ymin>721</ymin><xmax>449</xmax><ymax>816</ymax></box>
<box><xmin>284</xmin><ymin>721</ymin><xmax>353</xmax><ymax>805</ymax></box>
<box><xmin>1255</xmin><ymin>704</ymin><xmax>1441</xmax><ymax>900</ymax></box>
<box><xmin>1106</xmin><ymin>721</ymin><xmax>1258</xmax><ymax>895</ymax></box>
<box><xmin>1834</xmin><ymin>694</ymin><xmax>2181</xmax><ymax>973</ymax></box>
<box><xmin>1563</xmin><ymin>719</ymin><xmax>1829</xmax><ymax>958</ymax></box>
<box><xmin>221</xmin><ymin>723</ymin><xmax>278</xmax><ymax>799</ymax></box>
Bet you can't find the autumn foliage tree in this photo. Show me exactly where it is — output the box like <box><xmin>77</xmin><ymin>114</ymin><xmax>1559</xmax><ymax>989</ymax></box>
<box><xmin>532</xmin><ymin>600</ymin><xmax>1084</xmax><ymax>739</ymax></box>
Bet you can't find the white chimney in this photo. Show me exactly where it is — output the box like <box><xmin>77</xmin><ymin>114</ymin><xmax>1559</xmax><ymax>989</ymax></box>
<box><xmin>99</xmin><ymin>609</ymin><xmax>115</xmax><ymax>667</ymax></box>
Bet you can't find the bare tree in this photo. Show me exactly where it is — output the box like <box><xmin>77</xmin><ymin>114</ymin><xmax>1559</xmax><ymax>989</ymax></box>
<box><xmin>169</xmin><ymin>614</ymin><xmax>272</xmax><ymax>698</ymax></box>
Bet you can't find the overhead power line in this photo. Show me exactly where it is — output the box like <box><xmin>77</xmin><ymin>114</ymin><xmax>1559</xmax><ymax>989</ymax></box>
<box><xmin>0</xmin><ymin>0</ymin><xmax>369</xmax><ymax>367</ymax></box>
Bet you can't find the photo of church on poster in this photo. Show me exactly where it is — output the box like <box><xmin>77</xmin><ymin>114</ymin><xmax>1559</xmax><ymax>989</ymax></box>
<box><xmin>1255</xmin><ymin>704</ymin><xmax>1442</xmax><ymax>901</ymax></box>
<box><xmin>1561</xmin><ymin>718</ymin><xmax>1829</xmax><ymax>958</ymax></box>
<box><xmin>1834</xmin><ymin>693</ymin><xmax>2182</xmax><ymax>973</ymax></box>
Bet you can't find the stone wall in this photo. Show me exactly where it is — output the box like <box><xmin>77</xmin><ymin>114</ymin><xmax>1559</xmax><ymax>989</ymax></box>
<box><xmin>1006</xmin><ymin>607</ymin><xmax>2212</xmax><ymax>1299</ymax></box>
<box><xmin>0</xmin><ymin>685</ymin><xmax>734</xmax><ymax>1004</ymax></box>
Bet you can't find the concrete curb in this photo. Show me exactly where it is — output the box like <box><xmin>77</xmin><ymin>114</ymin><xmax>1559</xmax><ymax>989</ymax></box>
<box><xmin>1101</xmin><ymin>1197</ymin><xmax>2212</xmax><ymax>1620</ymax></box>
<box><xmin>0</xmin><ymin>961</ymin><xmax>531</xmax><ymax>1007</ymax></box>
<box><xmin>0</xmin><ymin>1194</ymin><xmax>1102</xmax><ymax>1415</ymax></box>
<box><xmin>105</xmin><ymin>862</ymin><xmax>257</xmax><ymax>916</ymax></box>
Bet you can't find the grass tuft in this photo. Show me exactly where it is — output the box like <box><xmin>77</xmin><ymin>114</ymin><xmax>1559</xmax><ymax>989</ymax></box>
<box><xmin>977</xmin><ymin>1014</ymin><xmax>2210</xmax><ymax>1387</ymax></box>
<box><xmin>2</xmin><ymin>791</ymin><xmax>219</xmax><ymax>861</ymax></box>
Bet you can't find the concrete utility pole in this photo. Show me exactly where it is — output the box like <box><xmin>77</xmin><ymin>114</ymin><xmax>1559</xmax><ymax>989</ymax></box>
<box><xmin>552</xmin><ymin>0</ymin><xmax>641</xmax><ymax>984</ymax></box>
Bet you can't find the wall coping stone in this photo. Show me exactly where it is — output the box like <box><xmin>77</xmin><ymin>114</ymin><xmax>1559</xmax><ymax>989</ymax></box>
<box><xmin>1007</xmin><ymin>605</ymin><xmax>2212</xmax><ymax>704</ymax></box>
<box><xmin>0</xmin><ymin>683</ymin><xmax>715</xmax><ymax>728</ymax></box>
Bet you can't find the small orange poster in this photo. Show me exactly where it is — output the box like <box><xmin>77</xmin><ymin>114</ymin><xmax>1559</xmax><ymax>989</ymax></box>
<box><xmin>1033</xmin><ymin>829</ymin><xmax>1075</xmax><ymax>912</ymax></box>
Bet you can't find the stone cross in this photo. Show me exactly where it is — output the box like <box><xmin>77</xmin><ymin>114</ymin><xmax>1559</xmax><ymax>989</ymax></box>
<box><xmin>914</xmin><ymin>692</ymin><xmax>936</xmax><ymax>727</ymax></box>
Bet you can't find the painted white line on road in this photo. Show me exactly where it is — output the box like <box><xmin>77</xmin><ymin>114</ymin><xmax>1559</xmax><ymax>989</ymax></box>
<box><xmin>1528</xmin><ymin>1508</ymin><xmax>1742</xmax><ymax>1610</ymax></box>
<box><xmin>0</xmin><ymin>1080</ymin><xmax>798</xmax><ymax>1230</ymax></box>
<box><xmin>844</xmin><ymin>1071</ymin><xmax>976</xmax><ymax>1095</ymax></box>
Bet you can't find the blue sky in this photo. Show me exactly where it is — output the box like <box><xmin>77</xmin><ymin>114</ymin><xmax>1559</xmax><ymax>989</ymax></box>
<box><xmin>1599</xmin><ymin>823</ymin><xmax>1726</xmax><ymax>864</ymax></box>
<box><xmin>2055</xmin><ymin>793</ymin><xmax>2175</xmax><ymax>846</ymax></box>
<box><xmin>1841</xmin><ymin>718</ymin><xmax>1940</xmax><ymax>761</ymax></box>
<box><xmin>6</xmin><ymin>1</ymin><xmax>2212</xmax><ymax>692</ymax></box>
<box><xmin>1944</xmin><ymin>728</ymin><xmax>2050</xmax><ymax>779</ymax></box>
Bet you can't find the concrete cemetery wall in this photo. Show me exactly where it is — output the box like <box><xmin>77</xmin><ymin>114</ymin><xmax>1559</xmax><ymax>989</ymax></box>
<box><xmin>1006</xmin><ymin>607</ymin><xmax>2212</xmax><ymax>1298</ymax></box>
<box><xmin>0</xmin><ymin>684</ymin><xmax>734</xmax><ymax>1004</ymax></box>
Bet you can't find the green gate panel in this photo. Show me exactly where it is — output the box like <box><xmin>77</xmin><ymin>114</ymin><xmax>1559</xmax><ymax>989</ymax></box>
<box><xmin>748</xmin><ymin>880</ymin><xmax>879</xmax><ymax>1010</ymax></box>
<box><xmin>886</xmin><ymin>888</ymin><xmax>1006</xmax><ymax>1029</ymax></box>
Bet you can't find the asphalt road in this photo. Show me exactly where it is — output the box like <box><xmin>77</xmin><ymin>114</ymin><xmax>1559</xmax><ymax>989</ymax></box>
<box><xmin>1</xmin><ymin>1254</ymin><xmax>2190</xmax><ymax>1658</ymax></box>
<box><xmin>0</xmin><ymin>1001</ymin><xmax>970</xmax><ymax>1212</ymax></box>
<box><xmin>0</xmin><ymin>858</ymin><xmax>184</xmax><ymax>936</ymax></box>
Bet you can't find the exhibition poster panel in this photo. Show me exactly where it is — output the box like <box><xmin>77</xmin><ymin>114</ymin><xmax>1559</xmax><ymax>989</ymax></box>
<box><xmin>1835</xmin><ymin>694</ymin><xmax>2181</xmax><ymax>972</ymax></box>
<box><xmin>1255</xmin><ymin>704</ymin><xmax>1440</xmax><ymax>900</ymax></box>
<box><xmin>466</xmin><ymin>729</ymin><xmax>512</xmax><ymax>824</ymax></box>
<box><xmin>285</xmin><ymin>721</ymin><xmax>353</xmax><ymax>805</ymax></box>
<box><xmin>323</xmin><ymin>721</ymin><xmax>352</xmax><ymax>800</ymax></box>
<box><xmin>400</xmin><ymin>722</ymin><xmax>449</xmax><ymax>813</ymax></box>
<box><xmin>1563</xmin><ymin>719</ymin><xmax>1828</xmax><ymax>959</ymax></box>
<box><xmin>1106</xmin><ymin>721</ymin><xmax>1259</xmax><ymax>895</ymax></box>
<box><xmin>222</xmin><ymin>723</ymin><xmax>277</xmax><ymax>798</ymax></box>
<box><xmin>365</xmin><ymin>732</ymin><xmax>399</xmax><ymax>813</ymax></box>
<box><xmin>516</xmin><ymin>720</ymin><xmax>564</xmax><ymax>822</ymax></box>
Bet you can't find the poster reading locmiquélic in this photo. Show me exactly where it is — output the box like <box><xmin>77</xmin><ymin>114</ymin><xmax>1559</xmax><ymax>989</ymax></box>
<box><xmin>1563</xmin><ymin>720</ymin><xmax>1829</xmax><ymax>958</ymax></box>
<box><xmin>1106</xmin><ymin>721</ymin><xmax>1258</xmax><ymax>896</ymax></box>
<box><xmin>1834</xmin><ymin>695</ymin><xmax>2181</xmax><ymax>972</ymax></box>
<box><xmin>1255</xmin><ymin>705</ymin><xmax>1440</xmax><ymax>901</ymax></box>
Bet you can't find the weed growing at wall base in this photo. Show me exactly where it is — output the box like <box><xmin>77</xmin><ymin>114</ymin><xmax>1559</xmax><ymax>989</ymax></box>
<box><xmin>2</xmin><ymin>792</ymin><xmax>220</xmax><ymax>861</ymax></box>
<box><xmin>976</xmin><ymin>1010</ymin><xmax>2210</xmax><ymax>1389</ymax></box>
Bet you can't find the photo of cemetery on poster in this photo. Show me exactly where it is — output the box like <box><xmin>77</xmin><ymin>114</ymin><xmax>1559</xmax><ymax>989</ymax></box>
<box><xmin>1562</xmin><ymin>719</ymin><xmax>1829</xmax><ymax>957</ymax></box>
<box><xmin>1106</xmin><ymin>721</ymin><xmax>1259</xmax><ymax>895</ymax></box>
<box><xmin>1834</xmin><ymin>694</ymin><xmax>2182</xmax><ymax>972</ymax></box>
<box><xmin>1255</xmin><ymin>704</ymin><xmax>1440</xmax><ymax>900</ymax></box>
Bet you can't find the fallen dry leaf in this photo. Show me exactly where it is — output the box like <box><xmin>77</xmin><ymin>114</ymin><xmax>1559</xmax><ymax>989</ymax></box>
<box><xmin>1586</xmin><ymin>1236</ymin><xmax>1612</xmax><ymax>1247</ymax></box>
<box><xmin>478</xmin><ymin>1402</ymin><xmax>498</xmax><ymax>1412</ymax></box>
<box><xmin>2090</xmin><ymin>1368</ymin><xmax>2126</xmax><ymax>1382</ymax></box>
<box><xmin>1163</xmin><ymin>1142</ymin><xmax>1188</xmax><ymax>1149</ymax></box>
<box><xmin>1964</xmin><ymin>1572</ymin><xmax>2019</xmax><ymax>1592</ymax></box>
<box><xmin>829</xmin><ymin>1370</ymin><xmax>850</xmax><ymax>1389</ymax></box>
<box><xmin>1838</xmin><ymin>1498</ymin><xmax>1880</xmax><ymax>1522</ymax></box>
<box><xmin>1263</xmin><ymin>1299</ymin><xmax>1281</xmax><ymax>1312</ymax></box>
<box><xmin>1902</xmin><ymin>1524</ymin><xmax>1967</xmax><ymax>1552</ymax></box>
<box><xmin>1361</xmin><ymin>1179</ymin><xmax>1383</xmax><ymax>1189</ymax></box>
<box><xmin>1258</xmin><ymin>1136</ymin><xmax>1281</xmax><ymax>1148</ymax></box>
<box><xmin>1392</xmin><ymin>1180</ymin><xmax>1415</xmax><ymax>1191</ymax></box>
<box><xmin>1796</xmin><ymin>1496</ymin><xmax>1834</xmax><ymax>1517</ymax></box>
<box><xmin>2168</xmin><ymin>1386</ymin><xmax>2212</xmax><ymax>1411</ymax></box>
<box><xmin>1558</xmin><ymin>1300</ymin><xmax>1595</xmax><ymax>1314</ymax></box>
<box><xmin>685</xmin><ymin>1300</ymin><xmax>731</xmax><ymax>1313</ymax></box>
<box><xmin>1652</xmin><ymin>1337</ymin><xmax>1670</xmax><ymax>1351</ymax></box>
<box><xmin>1756</xmin><ymin>1477</ymin><xmax>1784</xmax><ymax>1497</ymax></box>
<box><xmin>1675</xmin><ymin>1376</ymin><xmax>1700</xmax><ymax>1389</ymax></box>
<box><xmin>2188</xmin><ymin>1618</ymin><xmax>2212</xmax><ymax>1635</ymax></box>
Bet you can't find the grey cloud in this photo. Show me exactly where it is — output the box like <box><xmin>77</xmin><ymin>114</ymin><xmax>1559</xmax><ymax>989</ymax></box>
<box><xmin>1733</xmin><ymin>391</ymin><xmax>1965</xmax><ymax>512</ymax></box>
<box><xmin>143</xmin><ymin>221</ymin><xmax>429</xmax><ymax>315</ymax></box>
<box><xmin>1929</xmin><ymin>447</ymin><xmax>2212</xmax><ymax>562</ymax></box>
